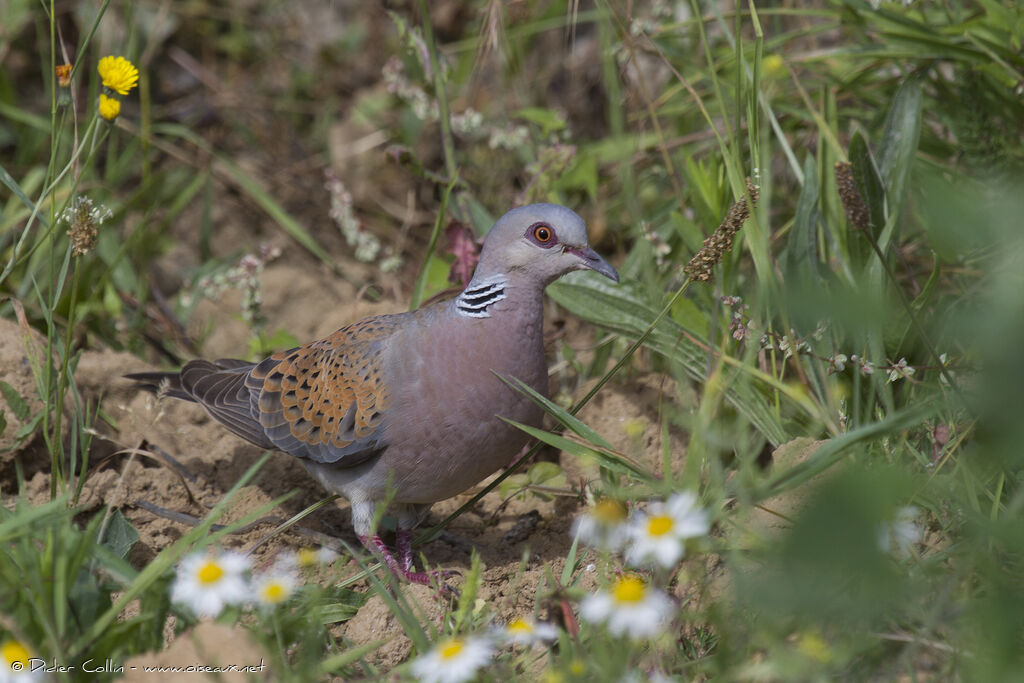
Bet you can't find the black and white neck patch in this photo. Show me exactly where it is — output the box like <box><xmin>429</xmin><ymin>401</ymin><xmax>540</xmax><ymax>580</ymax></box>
<box><xmin>456</xmin><ymin>276</ymin><xmax>508</xmax><ymax>318</ymax></box>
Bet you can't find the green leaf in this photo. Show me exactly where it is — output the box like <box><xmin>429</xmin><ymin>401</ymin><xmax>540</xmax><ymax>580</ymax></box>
<box><xmin>498</xmin><ymin>473</ymin><xmax>530</xmax><ymax>499</ymax></box>
<box><xmin>670</xmin><ymin>296</ymin><xmax>709</xmax><ymax>339</ymax></box>
<box><xmin>13</xmin><ymin>411</ymin><xmax>43</xmax><ymax>443</ymax></box>
<box><xmin>515</xmin><ymin>107</ymin><xmax>567</xmax><ymax>137</ymax></box>
<box><xmin>877</xmin><ymin>77</ymin><xmax>923</xmax><ymax>241</ymax></box>
<box><xmin>670</xmin><ymin>209</ymin><xmax>706</xmax><ymax>254</ymax></box>
<box><xmin>557</xmin><ymin>151</ymin><xmax>598</xmax><ymax>199</ymax></box>
<box><xmin>102</xmin><ymin>281</ymin><xmax>124</xmax><ymax>318</ymax></box>
<box><xmin>99</xmin><ymin>509</ymin><xmax>140</xmax><ymax>559</ymax></box>
<box><xmin>527</xmin><ymin>461</ymin><xmax>563</xmax><ymax>485</ymax></box>
<box><xmin>0</xmin><ymin>162</ymin><xmax>49</xmax><ymax>229</ymax></box>
<box><xmin>320</xmin><ymin>587</ymin><xmax>369</xmax><ymax>624</ymax></box>
<box><xmin>0</xmin><ymin>381</ymin><xmax>30</xmax><ymax>422</ymax></box>
<box><xmin>911</xmin><ymin>252</ymin><xmax>942</xmax><ymax>315</ymax></box>
<box><xmin>785</xmin><ymin>155</ymin><xmax>826</xmax><ymax>282</ymax></box>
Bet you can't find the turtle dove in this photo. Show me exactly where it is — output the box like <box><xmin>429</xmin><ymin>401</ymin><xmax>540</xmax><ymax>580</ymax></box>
<box><xmin>127</xmin><ymin>204</ymin><xmax>618</xmax><ymax>583</ymax></box>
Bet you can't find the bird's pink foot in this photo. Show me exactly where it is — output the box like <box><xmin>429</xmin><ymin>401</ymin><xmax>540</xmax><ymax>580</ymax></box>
<box><xmin>360</xmin><ymin>534</ymin><xmax>459</xmax><ymax>589</ymax></box>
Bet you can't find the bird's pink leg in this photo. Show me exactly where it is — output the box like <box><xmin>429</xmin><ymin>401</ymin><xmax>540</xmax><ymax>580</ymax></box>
<box><xmin>358</xmin><ymin>532</ymin><xmax>458</xmax><ymax>589</ymax></box>
<box><xmin>396</xmin><ymin>528</ymin><xmax>415</xmax><ymax>573</ymax></box>
<box><xmin>360</xmin><ymin>534</ymin><xmax>451</xmax><ymax>586</ymax></box>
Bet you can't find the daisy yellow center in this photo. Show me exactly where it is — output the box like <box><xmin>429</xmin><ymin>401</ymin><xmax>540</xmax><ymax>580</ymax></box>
<box><xmin>594</xmin><ymin>499</ymin><xmax>626</xmax><ymax>524</ymax></box>
<box><xmin>1</xmin><ymin>639</ymin><xmax>30</xmax><ymax>666</ymax></box>
<box><xmin>439</xmin><ymin>639</ymin><xmax>464</xmax><ymax>660</ymax></box>
<box><xmin>613</xmin><ymin>576</ymin><xmax>647</xmax><ymax>604</ymax></box>
<box><xmin>647</xmin><ymin>514</ymin><xmax>674</xmax><ymax>537</ymax></box>
<box><xmin>197</xmin><ymin>561</ymin><xmax>224</xmax><ymax>585</ymax></box>
<box><xmin>297</xmin><ymin>548</ymin><xmax>318</xmax><ymax>566</ymax></box>
<box><xmin>261</xmin><ymin>582</ymin><xmax>287</xmax><ymax>603</ymax></box>
<box><xmin>508</xmin><ymin>618</ymin><xmax>533</xmax><ymax>633</ymax></box>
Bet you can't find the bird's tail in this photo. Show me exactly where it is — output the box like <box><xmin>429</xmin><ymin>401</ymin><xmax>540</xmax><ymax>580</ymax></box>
<box><xmin>125</xmin><ymin>359</ymin><xmax>275</xmax><ymax>450</ymax></box>
<box><xmin>123</xmin><ymin>370</ymin><xmax>195</xmax><ymax>402</ymax></box>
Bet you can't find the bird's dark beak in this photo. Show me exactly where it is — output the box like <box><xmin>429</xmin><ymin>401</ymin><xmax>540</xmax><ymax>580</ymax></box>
<box><xmin>573</xmin><ymin>246</ymin><xmax>619</xmax><ymax>282</ymax></box>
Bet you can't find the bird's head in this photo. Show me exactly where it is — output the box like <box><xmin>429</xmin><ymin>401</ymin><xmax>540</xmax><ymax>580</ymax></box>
<box><xmin>474</xmin><ymin>203</ymin><xmax>618</xmax><ymax>287</ymax></box>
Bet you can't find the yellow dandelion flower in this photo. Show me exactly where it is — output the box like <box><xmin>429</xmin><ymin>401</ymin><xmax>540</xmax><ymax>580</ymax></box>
<box><xmin>98</xmin><ymin>94</ymin><xmax>121</xmax><ymax>121</ymax></box>
<box><xmin>97</xmin><ymin>55</ymin><xmax>139</xmax><ymax>95</ymax></box>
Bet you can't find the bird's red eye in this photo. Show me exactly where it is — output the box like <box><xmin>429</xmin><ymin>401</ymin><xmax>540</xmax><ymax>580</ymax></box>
<box><xmin>525</xmin><ymin>222</ymin><xmax>557</xmax><ymax>248</ymax></box>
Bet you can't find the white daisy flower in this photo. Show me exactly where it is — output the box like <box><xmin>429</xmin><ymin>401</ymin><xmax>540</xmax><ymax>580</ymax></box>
<box><xmin>501</xmin><ymin>617</ymin><xmax>559</xmax><ymax>646</ymax></box>
<box><xmin>277</xmin><ymin>546</ymin><xmax>340</xmax><ymax>570</ymax></box>
<box><xmin>0</xmin><ymin>638</ymin><xmax>45</xmax><ymax>682</ymax></box>
<box><xmin>171</xmin><ymin>551</ymin><xmax>250</xmax><ymax>619</ymax></box>
<box><xmin>625</xmin><ymin>492</ymin><xmax>710</xmax><ymax>568</ymax></box>
<box><xmin>877</xmin><ymin>506</ymin><xmax>922</xmax><ymax>557</ymax></box>
<box><xmin>409</xmin><ymin>636</ymin><xmax>493</xmax><ymax>683</ymax></box>
<box><xmin>579</xmin><ymin>574</ymin><xmax>674</xmax><ymax>639</ymax></box>
<box><xmin>315</xmin><ymin>546</ymin><xmax>340</xmax><ymax>564</ymax></box>
<box><xmin>253</xmin><ymin>568</ymin><xmax>298</xmax><ymax>608</ymax></box>
<box><xmin>571</xmin><ymin>498</ymin><xmax>629</xmax><ymax>551</ymax></box>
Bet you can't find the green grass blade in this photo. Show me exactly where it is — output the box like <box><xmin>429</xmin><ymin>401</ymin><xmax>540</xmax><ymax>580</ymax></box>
<box><xmin>550</xmin><ymin>275</ymin><xmax>793</xmax><ymax>445</ymax></box>
<box><xmin>69</xmin><ymin>451</ymin><xmax>273</xmax><ymax>656</ymax></box>
<box><xmin>760</xmin><ymin>400</ymin><xmax>937</xmax><ymax>500</ymax></box>
<box><xmin>496</xmin><ymin>374</ymin><xmax>614</xmax><ymax>450</ymax></box>
<box><xmin>501</xmin><ymin>417</ymin><xmax>657</xmax><ymax>483</ymax></box>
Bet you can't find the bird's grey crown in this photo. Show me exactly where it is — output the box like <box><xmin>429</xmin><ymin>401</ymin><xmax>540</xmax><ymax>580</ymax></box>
<box><xmin>496</xmin><ymin>203</ymin><xmax>589</xmax><ymax>246</ymax></box>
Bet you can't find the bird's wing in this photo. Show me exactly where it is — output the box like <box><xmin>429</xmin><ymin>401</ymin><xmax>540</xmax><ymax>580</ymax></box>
<box><xmin>178</xmin><ymin>359</ymin><xmax>275</xmax><ymax>449</ymax></box>
<box><xmin>244</xmin><ymin>315</ymin><xmax>398</xmax><ymax>466</ymax></box>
